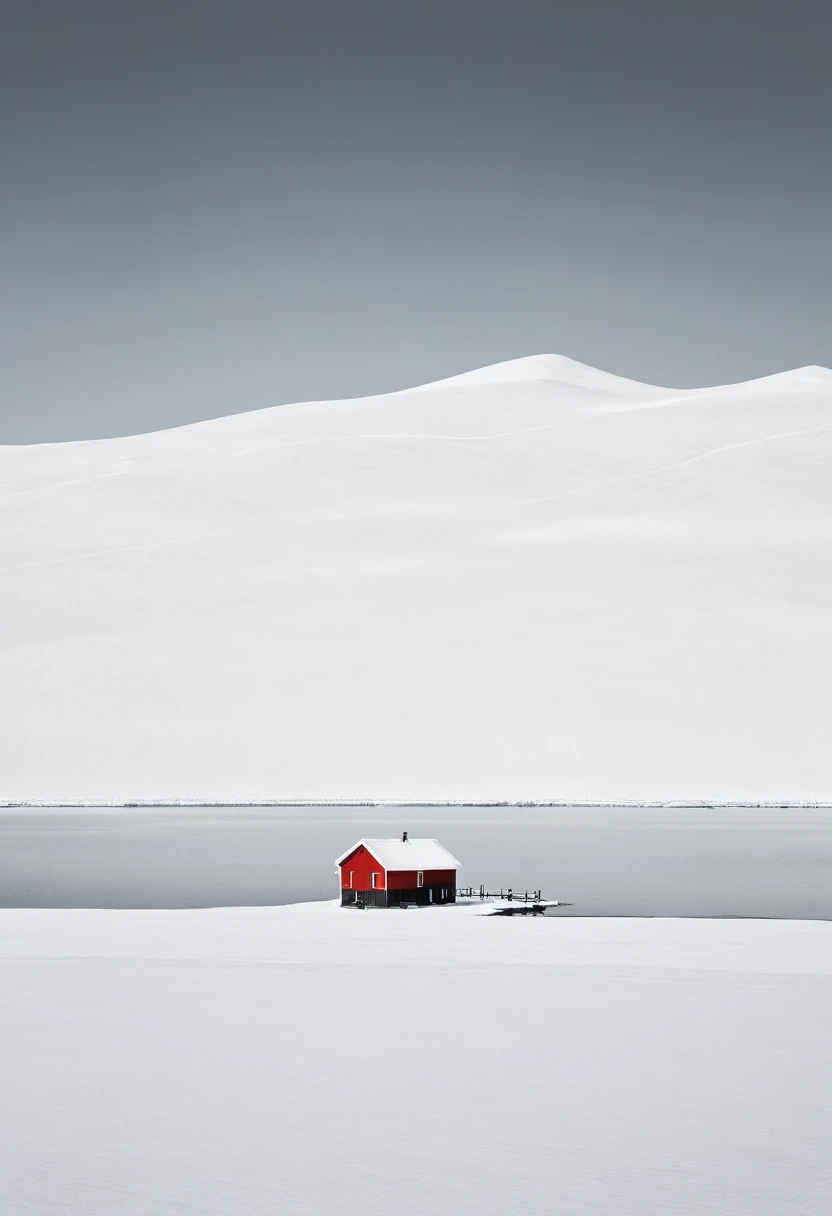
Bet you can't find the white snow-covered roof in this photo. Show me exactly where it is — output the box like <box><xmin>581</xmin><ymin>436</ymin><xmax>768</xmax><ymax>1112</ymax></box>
<box><xmin>335</xmin><ymin>838</ymin><xmax>461</xmax><ymax>872</ymax></box>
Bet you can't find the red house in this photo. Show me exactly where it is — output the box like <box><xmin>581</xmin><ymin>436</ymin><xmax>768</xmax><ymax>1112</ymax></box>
<box><xmin>335</xmin><ymin>832</ymin><xmax>460</xmax><ymax>908</ymax></box>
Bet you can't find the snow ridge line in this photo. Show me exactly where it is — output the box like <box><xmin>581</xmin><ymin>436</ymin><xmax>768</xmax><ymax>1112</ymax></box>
<box><xmin>7</xmin><ymin>369</ymin><xmax>828</xmax><ymax>503</ymax></box>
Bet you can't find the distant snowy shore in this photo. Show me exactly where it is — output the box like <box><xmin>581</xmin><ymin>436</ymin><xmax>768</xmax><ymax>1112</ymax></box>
<box><xmin>4</xmin><ymin>798</ymin><xmax>832</xmax><ymax>808</ymax></box>
<box><xmin>1</xmin><ymin>902</ymin><xmax>829</xmax><ymax>1215</ymax></box>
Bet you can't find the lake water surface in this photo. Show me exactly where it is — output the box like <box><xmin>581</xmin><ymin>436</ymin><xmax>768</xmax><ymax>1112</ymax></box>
<box><xmin>1</xmin><ymin>805</ymin><xmax>830</xmax><ymax>917</ymax></box>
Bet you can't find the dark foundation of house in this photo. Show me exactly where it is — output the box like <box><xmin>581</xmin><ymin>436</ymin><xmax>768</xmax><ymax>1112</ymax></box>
<box><xmin>341</xmin><ymin>884</ymin><xmax>456</xmax><ymax>908</ymax></box>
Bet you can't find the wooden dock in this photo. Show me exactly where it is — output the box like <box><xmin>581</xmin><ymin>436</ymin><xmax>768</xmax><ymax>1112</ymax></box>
<box><xmin>456</xmin><ymin>886</ymin><xmax>561</xmax><ymax>915</ymax></box>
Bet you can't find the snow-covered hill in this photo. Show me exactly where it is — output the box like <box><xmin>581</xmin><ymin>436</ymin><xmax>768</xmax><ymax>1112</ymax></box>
<box><xmin>2</xmin><ymin>354</ymin><xmax>831</xmax><ymax>801</ymax></box>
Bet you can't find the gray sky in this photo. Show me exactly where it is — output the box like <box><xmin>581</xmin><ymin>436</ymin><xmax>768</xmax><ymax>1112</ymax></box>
<box><xmin>2</xmin><ymin>0</ymin><xmax>830</xmax><ymax>442</ymax></box>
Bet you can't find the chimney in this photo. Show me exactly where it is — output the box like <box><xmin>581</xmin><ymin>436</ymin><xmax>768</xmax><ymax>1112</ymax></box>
<box><xmin>402</xmin><ymin>831</ymin><xmax>408</xmax><ymax>843</ymax></box>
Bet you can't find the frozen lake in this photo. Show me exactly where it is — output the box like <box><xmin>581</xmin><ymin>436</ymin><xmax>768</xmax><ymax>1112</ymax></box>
<box><xmin>1</xmin><ymin>805</ymin><xmax>830</xmax><ymax>916</ymax></box>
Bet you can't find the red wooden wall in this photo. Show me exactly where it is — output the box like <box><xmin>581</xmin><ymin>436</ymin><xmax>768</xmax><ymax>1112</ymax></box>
<box><xmin>386</xmin><ymin>869</ymin><xmax>456</xmax><ymax>890</ymax></box>
<box><xmin>340</xmin><ymin>845</ymin><xmax>385</xmax><ymax>890</ymax></box>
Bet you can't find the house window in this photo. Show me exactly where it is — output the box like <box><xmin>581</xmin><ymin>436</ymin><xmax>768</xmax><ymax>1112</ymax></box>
<box><xmin>348</xmin><ymin>871</ymin><xmax>354</xmax><ymax>889</ymax></box>
<box><xmin>371</xmin><ymin>872</ymin><xmax>380</xmax><ymax>888</ymax></box>
<box><xmin>417</xmin><ymin>871</ymin><xmax>424</xmax><ymax>887</ymax></box>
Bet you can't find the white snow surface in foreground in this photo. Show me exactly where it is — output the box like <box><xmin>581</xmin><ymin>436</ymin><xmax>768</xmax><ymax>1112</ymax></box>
<box><xmin>1</xmin><ymin>902</ymin><xmax>829</xmax><ymax>1215</ymax></box>
<box><xmin>2</xmin><ymin>353</ymin><xmax>832</xmax><ymax>800</ymax></box>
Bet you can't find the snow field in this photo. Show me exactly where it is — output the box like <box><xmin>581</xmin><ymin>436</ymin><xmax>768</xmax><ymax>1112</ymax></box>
<box><xmin>2</xmin><ymin>355</ymin><xmax>831</xmax><ymax>801</ymax></box>
<box><xmin>0</xmin><ymin>902</ymin><xmax>829</xmax><ymax>1215</ymax></box>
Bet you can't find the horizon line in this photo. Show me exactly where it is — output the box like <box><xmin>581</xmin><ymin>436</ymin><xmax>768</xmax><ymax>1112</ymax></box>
<box><xmin>3</xmin><ymin>799</ymin><xmax>831</xmax><ymax>810</ymax></box>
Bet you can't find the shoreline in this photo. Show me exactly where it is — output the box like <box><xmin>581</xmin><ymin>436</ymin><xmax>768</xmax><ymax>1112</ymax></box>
<box><xmin>4</xmin><ymin>798</ymin><xmax>832</xmax><ymax>809</ymax></box>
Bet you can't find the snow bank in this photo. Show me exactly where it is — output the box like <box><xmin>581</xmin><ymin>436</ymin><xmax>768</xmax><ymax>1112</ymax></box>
<box><xmin>1</xmin><ymin>353</ymin><xmax>831</xmax><ymax>800</ymax></box>
<box><xmin>0</xmin><ymin>903</ymin><xmax>829</xmax><ymax>1215</ymax></box>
